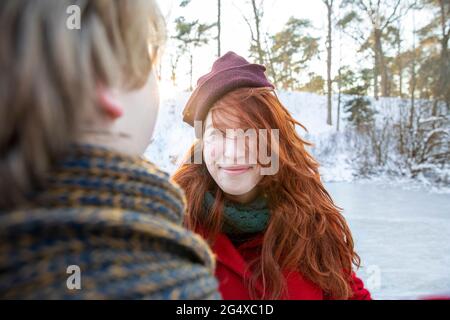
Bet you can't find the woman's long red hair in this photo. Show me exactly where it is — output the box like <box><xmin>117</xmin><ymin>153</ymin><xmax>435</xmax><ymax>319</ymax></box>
<box><xmin>172</xmin><ymin>87</ymin><xmax>360</xmax><ymax>299</ymax></box>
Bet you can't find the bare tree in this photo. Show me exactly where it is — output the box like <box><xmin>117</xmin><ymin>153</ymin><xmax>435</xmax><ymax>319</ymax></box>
<box><xmin>251</xmin><ymin>0</ymin><xmax>265</xmax><ymax>64</ymax></box>
<box><xmin>336</xmin><ymin>22</ymin><xmax>343</xmax><ymax>132</ymax></box>
<box><xmin>409</xmin><ymin>8</ymin><xmax>417</xmax><ymax>131</ymax></box>
<box><xmin>323</xmin><ymin>0</ymin><xmax>334</xmax><ymax>126</ymax></box>
<box><xmin>180</xmin><ymin>0</ymin><xmax>222</xmax><ymax>62</ymax></box>
<box><xmin>217</xmin><ymin>0</ymin><xmax>222</xmax><ymax>57</ymax></box>
<box><xmin>170</xmin><ymin>50</ymin><xmax>183</xmax><ymax>86</ymax></box>
<box><xmin>237</xmin><ymin>0</ymin><xmax>266</xmax><ymax>64</ymax></box>
<box><xmin>435</xmin><ymin>0</ymin><xmax>450</xmax><ymax>114</ymax></box>
<box><xmin>173</xmin><ymin>17</ymin><xmax>215</xmax><ymax>91</ymax></box>
<box><xmin>340</xmin><ymin>0</ymin><xmax>415</xmax><ymax>99</ymax></box>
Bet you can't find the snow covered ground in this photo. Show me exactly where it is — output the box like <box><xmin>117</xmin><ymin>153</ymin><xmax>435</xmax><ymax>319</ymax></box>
<box><xmin>145</xmin><ymin>86</ymin><xmax>450</xmax><ymax>300</ymax></box>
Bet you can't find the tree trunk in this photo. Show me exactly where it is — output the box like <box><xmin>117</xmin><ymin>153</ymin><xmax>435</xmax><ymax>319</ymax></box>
<box><xmin>373</xmin><ymin>48</ymin><xmax>379</xmax><ymax>100</ymax></box>
<box><xmin>170</xmin><ymin>54</ymin><xmax>180</xmax><ymax>86</ymax></box>
<box><xmin>251</xmin><ymin>0</ymin><xmax>264</xmax><ymax>64</ymax></box>
<box><xmin>337</xmin><ymin>68</ymin><xmax>341</xmax><ymax>132</ymax></box>
<box><xmin>374</xmin><ymin>28</ymin><xmax>390</xmax><ymax>97</ymax></box>
<box><xmin>397</xmin><ymin>23</ymin><xmax>403</xmax><ymax>97</ymax></box>
<box><xmin>409</xmin><ymin>14</ymin><xmax>417</xmax><ymax>131</ymax></box>
<box><xmin>409</xmin><ymin>56</ymin><xmax>416</xmax><ymax>130</ymax></box>
<box><xmin>217</xmin><ymin>0</ymin><xmax>221</xmax><ymax>57</ymax></box>
<box><xmin>433</xmin><ymin>0</ymin><xmax>449</xmax><ymax>115</ymax></box>
<box><xmin>263</xmin><ymin>34</ymin><xmax>278</xmax><ymax>86</ymax></box>
<box><xmin>189</xmin><ymin>54</ymin><xmax>193</xmax><ymax>91</ymax></box>
<box><xmin>325</xmin><ymin>0</ymin><xmax>333</xmax><ymax>126</ymax></box>
<box><xmin>337</xmin><ymin>22</ymin><xmax>343</xmax><ymax>132</ymax></box>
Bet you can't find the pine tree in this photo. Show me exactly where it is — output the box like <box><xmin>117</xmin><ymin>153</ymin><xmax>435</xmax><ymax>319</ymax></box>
<box><xmin>173</xmin><ymin>17</ymin><xmax>215</xmax><ymax>91</ymax></box>
<box><xmin>344</xmin><ymin>85</ymin><xmax>377</xmax><ymax>132</ymax></box>
<box><xmin>267</xmin><ymin>17</ymin><xmax>319</xmax><ymax>90</ymax></box>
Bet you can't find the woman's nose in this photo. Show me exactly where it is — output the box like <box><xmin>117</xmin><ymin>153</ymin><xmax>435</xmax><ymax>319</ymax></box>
<box><xmin>223</xmin><ymin>136</ymin><xmax>236</xmax><ymax>160</ymax></box>
<box><xmin>223</xmin><ymin>135</ymin><xmax>246</xmax><ymax>163</ymax></box>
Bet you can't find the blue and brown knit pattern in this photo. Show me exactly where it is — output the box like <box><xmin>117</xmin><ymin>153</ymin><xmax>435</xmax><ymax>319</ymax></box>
<box><xmin>0</xmin><ymin>144</ymin><xmax>220</xmax><ymax>299</ymax></box>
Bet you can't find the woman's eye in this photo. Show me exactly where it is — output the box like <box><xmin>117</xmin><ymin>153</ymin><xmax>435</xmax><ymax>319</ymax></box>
<box><xmin>204</xmin><ymin>130</ymin><xmax>222</xmax><ymax>143</ymax></box>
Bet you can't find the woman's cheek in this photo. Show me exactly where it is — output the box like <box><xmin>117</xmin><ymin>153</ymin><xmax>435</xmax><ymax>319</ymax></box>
<box><xmin>204</xmin><ymin>143</ymin><xmax>217</xmax><ymax>164</ymax></box>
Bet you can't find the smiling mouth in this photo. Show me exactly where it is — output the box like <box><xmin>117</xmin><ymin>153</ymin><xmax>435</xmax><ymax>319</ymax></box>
<box><xmin>219</xmin><ymin>165</ymin><xmax>253</xmax><ymax>175</ymax></box>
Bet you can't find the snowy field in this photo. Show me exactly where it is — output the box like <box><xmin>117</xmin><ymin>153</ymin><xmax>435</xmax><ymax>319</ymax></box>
<box><xmin>145</xmin><ymin>87</ymin><xmax>450</xmax><ymax>300</ymax></box>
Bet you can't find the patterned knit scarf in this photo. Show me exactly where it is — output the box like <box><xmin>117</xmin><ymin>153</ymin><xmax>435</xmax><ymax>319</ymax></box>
<box><xmin>0</xmin><ymin>144</ymin><xmax>220</xmax><ymax>299</ymax></box>
<box><xmin>203</xmin><ymin>191</ymin><xmax>270</xmax><ymax>235</ymax></box>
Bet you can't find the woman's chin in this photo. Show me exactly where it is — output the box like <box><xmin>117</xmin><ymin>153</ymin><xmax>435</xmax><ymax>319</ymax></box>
<box><xmin>217</xmin><ymin>182</ymin><xmax>258</xmax><ymax>196</ymax></box>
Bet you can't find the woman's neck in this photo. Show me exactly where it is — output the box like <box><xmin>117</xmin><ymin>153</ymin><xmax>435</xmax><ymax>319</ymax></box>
<box><xmin>224</xmin><ymin>186</ymin><xmax>260</xmax><ymax>204</ymax></box>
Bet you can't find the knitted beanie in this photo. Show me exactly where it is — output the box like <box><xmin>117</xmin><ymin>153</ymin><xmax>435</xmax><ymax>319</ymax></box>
<box><xmin>182</xmin><ymin>51</ymin><xmax>274</xmax><ymax>127</ymax></box>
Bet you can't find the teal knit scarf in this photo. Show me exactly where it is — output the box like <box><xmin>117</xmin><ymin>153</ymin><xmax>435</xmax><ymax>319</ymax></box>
<box><xmin>203</xmin><ymin>191</ymin><xmax>270</xmax><ymax>234</ymax></box>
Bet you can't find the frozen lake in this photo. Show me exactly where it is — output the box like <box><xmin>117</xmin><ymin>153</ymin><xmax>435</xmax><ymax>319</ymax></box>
<box><xmin>325</xmin><ymin>181</ymin><xmax>450</xmax><ymax>300</ymax></box>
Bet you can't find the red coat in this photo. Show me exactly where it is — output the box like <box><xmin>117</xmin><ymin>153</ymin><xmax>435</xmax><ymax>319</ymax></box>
<box><xmin>211</xmin><ymin>232</ymin><xmax>372</xmax><ymax>300</ymax></box>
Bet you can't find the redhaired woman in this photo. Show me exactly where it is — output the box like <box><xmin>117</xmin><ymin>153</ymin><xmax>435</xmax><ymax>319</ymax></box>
<box><xmin>173</xmin><ymin>51</ymin><xmax>371</xmax><ymax>300</ymax></box>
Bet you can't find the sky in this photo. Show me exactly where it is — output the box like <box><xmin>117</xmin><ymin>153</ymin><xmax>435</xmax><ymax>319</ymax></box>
<box><xmin>155</xmin><ymin>0</ymin><xmax>432</xmax><ymax>95</ymax></box>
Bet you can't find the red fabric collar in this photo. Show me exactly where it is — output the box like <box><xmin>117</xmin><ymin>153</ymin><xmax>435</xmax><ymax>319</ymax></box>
<box><xmin>212</xmin><ymin>232</ymin><xmax>266</xmax><ymax>295</ymax></box>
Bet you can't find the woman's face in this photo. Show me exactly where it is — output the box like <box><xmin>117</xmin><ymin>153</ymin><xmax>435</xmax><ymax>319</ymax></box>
<box><xmin>202</xmin><ymin>111</ymin><xmax>263</xmax><ymax>200</ymax></box>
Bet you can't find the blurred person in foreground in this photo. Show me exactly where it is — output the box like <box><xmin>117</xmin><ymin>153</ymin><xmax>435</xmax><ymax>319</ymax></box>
<box><xmin>0</xmin><ymin>0</ymin><xmax>219</xmax><ymax>299</ymax></box>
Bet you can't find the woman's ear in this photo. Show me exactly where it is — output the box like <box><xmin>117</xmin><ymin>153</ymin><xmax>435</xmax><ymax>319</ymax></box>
<box><xmin>96</xmin><ymin>85</ymin><xmax>124</xmax><ymax>120</ymax></box>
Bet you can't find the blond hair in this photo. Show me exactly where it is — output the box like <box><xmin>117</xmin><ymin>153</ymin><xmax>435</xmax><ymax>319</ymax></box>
<box><xmin>0</xmin><ymin>0</ymin><xmax>166</xmax><ymax>209</ymax></box>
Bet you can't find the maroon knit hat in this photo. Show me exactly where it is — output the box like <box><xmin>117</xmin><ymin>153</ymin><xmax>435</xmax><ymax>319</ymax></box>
<box><xmin>182</xmin><ymin>51</ymin><xmax>274</xmax><ymax>127</ymax></box>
